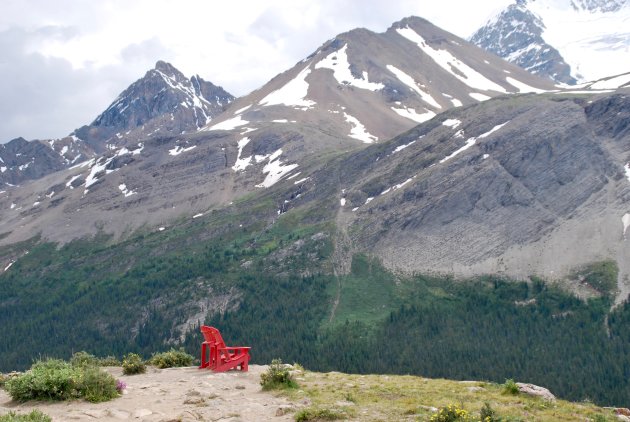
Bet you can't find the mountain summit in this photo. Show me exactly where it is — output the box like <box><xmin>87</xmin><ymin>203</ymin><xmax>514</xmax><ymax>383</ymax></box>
<box><xmin>471</xmin><ymin>0</ymin><xmax>630</xmax><ymax>84</ymax></box>
<box><xmin>73</xmin><ymin>61</ymin><xmax>234</xmax><ymax>152</ymax></box>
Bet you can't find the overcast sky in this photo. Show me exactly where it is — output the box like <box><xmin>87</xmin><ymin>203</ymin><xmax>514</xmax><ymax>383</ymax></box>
<box><xmin>0</xmin><ymin>0</ymin><xmax>513</xmax><ymax>142</ymax></box>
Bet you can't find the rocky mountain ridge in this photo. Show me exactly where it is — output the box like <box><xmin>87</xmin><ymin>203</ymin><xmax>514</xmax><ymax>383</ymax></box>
<box><xmin>0</xmin><ymin>61</ymin><xmax>234</xmax><ymax>188</ymax></box>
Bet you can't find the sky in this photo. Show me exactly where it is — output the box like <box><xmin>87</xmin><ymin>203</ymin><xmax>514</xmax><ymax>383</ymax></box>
<box><xmin>0</xmin><ymin>0</ymin><xmax>513</xmax><ymax>142</ymax></box>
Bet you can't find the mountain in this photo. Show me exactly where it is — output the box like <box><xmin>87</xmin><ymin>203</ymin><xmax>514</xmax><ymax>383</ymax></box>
<box><xmin>3</xmin><ymin>14</ymin><xmax>630</xmax><ymax>407</ymax></box>
<box><xmin>0</xmin><ymin>62</ymin><xmax>234</xmax><ymax>189</ymax></box>
<box><xmin>0</xmin><ymin>16</ymin><xmax>555</xmax><ymax>247</ymax></box>
<box><xmin>471</xmin><ymin>0</ymin><xmax>630</xmax><ymax>84</ymax></box>
<box><xmin>73</xmin><ymin>60</ymin><xmax>235</xmax><ymax>153</ymax></box>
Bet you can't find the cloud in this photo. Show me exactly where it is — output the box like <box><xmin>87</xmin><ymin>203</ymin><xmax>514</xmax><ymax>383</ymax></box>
<box><xmin>0</xmin><ymin>27</ymin><xmax>152</xmax><ymax>141</ymax></box>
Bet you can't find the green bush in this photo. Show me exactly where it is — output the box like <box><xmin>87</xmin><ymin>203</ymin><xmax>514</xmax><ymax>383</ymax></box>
<box><xmin>149</xmin><ymin>348</ymin><xmax>194</xmax><ymax>368</ymax></box>
<box><xmin>0</xmin><ymin>410</ymin><xmax>52</xmax><ymax>422</ymax></box>
<box><xmin>97</xmin><ymin>356</ymin><xmax>121</xmax><ymax>366</ymax></box>
<box><xmin>5</xmin><ymin>359</ymin><xmax>79</xmax><ymax>401</ymax></box>
<box><xmin>260</xmin><ymin>359</ymin><xmax>298</xmax><ymax>391</ymax></box>
<box><xmin>70</xmin><ymin>351</ymin><xmax>99</xmax><ymax>368</ymax></box>
<box><xmin>294</xmin><ymin>407</ymin><xmax>345</xmax><ymax>421</ymax></box>
<box><xmin>76</xmin><ymin>366</ymin><xmax>118</xmax><ymax>403</ymax></box>
<box><xmin>122</xmin><ymin>353</ymin><xmax>146</xmax><ymax>375</ymax></box>
<box><xmin>70</xmin><ymin>351</ymin><xmax>120</xmax><ymax>367</ymax></box>
<box><xmin>503</xmin><ymin>379</ymin><xmax>519</xmax><ymax>395</ymax></box>
<box><xmin>4</xmin><ymin>358</ymin><xmax>119</xmax><ymax>403</ymax></box>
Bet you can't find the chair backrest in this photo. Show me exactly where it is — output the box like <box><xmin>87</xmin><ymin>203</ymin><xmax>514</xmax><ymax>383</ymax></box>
<box><xmin>208</xmin><ymin>326</ymin><xmax>227</xmax><ymax>348</ymax></box>
<box><xmin>201</xmin><ymin>325</ymin><xmax>216</xmax><ymax>344</ymax></box>
<box><xmin>200</xmin><ymin>325</ymin><xmax>227</xmax><ymax>348</ymax></box>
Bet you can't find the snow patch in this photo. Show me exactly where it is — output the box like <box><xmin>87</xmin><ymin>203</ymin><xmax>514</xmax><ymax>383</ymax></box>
<box><xmin>118</xmin><ymin>183</ymin><xmax>136</xmax><ymax>197</ymax></box>
<box><xmin>623</xmin><ymin>213</ymin><xmax>630</xmax><ymax>239</ymax></box>
<box><xmin>391</xmin><ymin>107</ymin><xmax>436</xmax><ymax>123</ymax></box>
<box><xmin>207</xmin><ymin>115</ymin><xmax>249</xmax><ymax>131</ymax></box>
<box><xmin>344</xmin><ymin>112</ymin><xmax>378</xmax><ymax>143</ymax></box>
<box><xmin>192</xmin><ymin>213</ymin><xmax>203</xmax><ymax>219</ymax></box>
<box><xmin>386</xmin><ymin>65</ymin><xmax>441</xmax><ymax>109</ymax></box>
<box><xmin>442</xmin><ymin>119</ymin><xmax>462</xmax><ymax>128</ymax></box>
<box><xmin>315</xmin><ymin>44</ymin><xmax>384</xmax><ymax>91</ymax></box>
<box><xmin>340</xmin><ymin>198</ymin><xmax>346</xmax><ymax>206</ymax></box>
<box><xmin>66</xmin><ymin>174</ymin><xmax>82</xmax><ymax>189</ymax></box>
<box><xmin>293</xmin><ymin>177</ymin><xmax>309</xmax><ymax>185</ymax></box>
<box><xmin>393</xmin><ymin>140</ymin><xmax>417</xmax><ymax>154</ymax></box>
<box><xmin>259</xmin><ymin>65</ymin><xmax>316</xmax><ymax>109</ymax></box>
<box><xmin>397</xmin><ymin>26</ymin><xmax>507</xmax><ymax>93</ymax></box>
<box><xmin>255</xmin><ymin>149</ymin><xmax>299</xmax><ymax>188</ymax></box>
<box><xmin>234</xmin><ymin>105</ymin><xmax>252</xmax><ymax>114</ymax></box>
<box><xmin>506</xmin><ymin>77</ymin><xmax>547</xmax><ymax>93</ymax></box>
<box><xmin>625</xmin><ymin>163</ymin><xmax>630</xmax><ymax>182</ymax></box>
<box><xmin>589</xmin><ymin>73</ymin><xmax>630</xmax><ymax>90</ymax></box>
<box><xmin>439</xmin><ymin>122</ymin><xmax>508</xmax><ymax>164</ymax></box>
<box><xmin>232</xmin><ymin>137</ymin><xmax>252</xmax><ymax>172</ymax></box>
<box><xmin>469</xmin><ymin>93</ymin><xmax>492</xmax><ymax>101</ymax></box>
<box><xmin>4</xmin><ymin>261</ymin><xmax>14</xmax><ymax>272</ymax></box>
<box><xmin>169</xmin><ymin>145</ymin><xmax>197</xmax><ymax>156</ymax></box>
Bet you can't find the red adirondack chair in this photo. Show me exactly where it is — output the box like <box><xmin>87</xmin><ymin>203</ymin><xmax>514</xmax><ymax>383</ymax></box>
<box><xmin>199</xmin><ymin>326</ymin><xmax>250</xmax><ymax>372</ymax></box>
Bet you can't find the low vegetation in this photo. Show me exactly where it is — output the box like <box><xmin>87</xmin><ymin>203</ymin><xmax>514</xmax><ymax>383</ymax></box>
<box><xmin>0</xmin><ymin>410</ymin><xmax>52</xmax><ymax>422</ymax></box>
<box><xmin>121</xmin><ymin>353</ymin><xmax>146</xmax><ymax>375</ymax></box>
<box><xmin>284</xmin><ymin>370</ymin><xmax>617</xmax><ymax>422</ymax></box>
<box><xmin>260</xmin><ymin>359</ymin><xmax>298</xmax><ymax>391</ymax></box>
<box><xmin>149</xmin><ymin>348</ymin><xmax>194</xmax><ymax>369</ymax></box>
<box><xmin>4</xmin><ymin>358</ymin><xmax>118</xmax><ymax>403</ymax></box>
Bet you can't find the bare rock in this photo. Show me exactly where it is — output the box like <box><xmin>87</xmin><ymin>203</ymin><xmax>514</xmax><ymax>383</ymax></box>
<box><xmin>616</xmin><ymin>408</ymin><xmax>630</xmax><ymax>417</ymax></box>
<box><xmin>516</xmin><ymin>382</ymin><xmax>556</xmax><ymax>401</ymax></box>
<box><xmin>133</xmin><ymin>408</ymin><xmax>153</xmax><ymax>418</ymax></box>
<box><xmin>107</xmin><ymin>409</ymin><xmax>131</xmax><ymax>419</ymax></box>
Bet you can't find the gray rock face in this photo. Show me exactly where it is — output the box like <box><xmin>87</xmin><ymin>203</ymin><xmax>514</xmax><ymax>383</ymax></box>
<box><xmin>315</xmin><ymin>92</ymin><xmax>630</xmax><ymax>291</ymax></box>
<box><xmin>75</xmin><ymin>60</ymin><xmax>234</xmax><ymax>152</ymax></box>
<box><xmin>0</xmin><ymin>137</ymin><xmax>86</xmax><ymax>186</ymax></box>
<box><xmin>470</xmin><ymin>3</ymin><xmax>576</xmax><ymax>85</ymax></box>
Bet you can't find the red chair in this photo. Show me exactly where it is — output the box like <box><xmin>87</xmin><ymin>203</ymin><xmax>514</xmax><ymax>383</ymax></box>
<box><xmin>199</xmin><ymin>326</ymin><xmax>250</xmax><ymax>372</ymax></box>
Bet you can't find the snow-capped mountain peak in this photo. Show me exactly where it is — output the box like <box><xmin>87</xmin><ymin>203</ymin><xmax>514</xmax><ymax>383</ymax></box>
<box><xmin>472</xmin><ymin>0</ymin><xmax>630</xmax><ymax>84</ymax></box>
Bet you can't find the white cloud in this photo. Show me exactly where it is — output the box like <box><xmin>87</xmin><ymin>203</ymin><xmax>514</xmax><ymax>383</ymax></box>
<box><xmin>0</xmin><ymin>0</ymin><xmax>512</xmax><ymax>141</ymax></box>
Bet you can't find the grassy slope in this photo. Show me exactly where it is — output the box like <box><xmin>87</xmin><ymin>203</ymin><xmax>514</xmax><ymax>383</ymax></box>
<box><xmin>289</xmin><ymin>369</ymin><xmax>618</xmax><ymax>421</ymax></box>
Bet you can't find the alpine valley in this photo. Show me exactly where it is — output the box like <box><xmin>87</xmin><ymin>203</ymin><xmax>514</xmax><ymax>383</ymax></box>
<box><xmin>2</xmin><ymin>11</ymin><xmax>630</xmax><ymax>408</ymax></box>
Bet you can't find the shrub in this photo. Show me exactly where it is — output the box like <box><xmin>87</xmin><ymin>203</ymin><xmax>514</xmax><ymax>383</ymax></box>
<box><xmin>5</xmin><ymin>359</ymin><xmax>79</xmax><ymax>401</ymax></box>
<box><xmin>4</xmin><ymin>358</ymin><xmax>119</xmax><ymax>403</ymax></box>
<box><xmin>503</xmin><ymin>379</ymin><xmax>519</xmax><ymax>395</ymax></box>
<box><xmin>97</xmin><ymin>356</ymin><xmax>121</xmax><ymax>367</ymax></box>
<box><xmin>429</xmin><ymin>404</ymin><xmax>472</xmax><ymax>421</ymax></box>
<box><xmin>70</xmin><ymin>351</ymin><xmax>99</xmax><ymax>368</ymax></box>
<box><xmin>122</xmin><ymin>353</ymin><xmax>146</xmax><ymax>375</ymax></box>
<box><xmin>260</xmin><ymin>359</ymin><xmax>297</xmax><ymax>390</ymax></box>
<box><xmin>77</xmin><ymin>366</ymin><xmax>118</xmax><ymax>403</ymax></box>
<box><xmin>294</xmin><ymin>407</ymin><xmax>345</xmax><ymax>421</ymax></box>
<box><xmin>149</xmin><ymin>348</ymin><xmax>194</xmax><ymax>368</ymax></box>
<box><xmin>0</xmin><ymin>410</ymin><xmax>52</xmax><ymax>422</ymax></box>
<box><xmin>0</xmin><ymin>372</ymin><xmax>20</xmax><ymax>388</ymax></box>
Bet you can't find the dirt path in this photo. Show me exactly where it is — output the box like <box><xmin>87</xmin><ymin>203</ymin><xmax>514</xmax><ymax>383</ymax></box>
<box><xmin>0</xmin><ymin>365</ymin><xmax>297</xmax><ymax>422</ymax></box>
